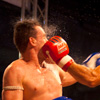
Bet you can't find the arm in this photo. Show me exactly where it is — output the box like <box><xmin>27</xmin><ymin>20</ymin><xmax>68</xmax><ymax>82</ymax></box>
<box><xmin>58</xmin><ymin>67</ymin><xmax>77</xmax><ymax>87</ymax></box>
<box><xmin>2</xmin><ymin>62</ymin><xmax>24</xmax><ymax>100</ymax></box>
<box><xmin>42</xmin><ymin>36</ymin><xmax>100</xmax><ymax>87</ymax></box>
<box><xmin>68</xmin><ymin>62</ymin><xmax>100</xmax><ymax>88</ymax></box>
<box><xmin>42</xmin><ymin>36</ymin><xmax>77</xmax><ymax>87</ymax></box>
<box><xmin>67</xmin><ymin>52</ymin><xmax>100</xmax><ymax>87</ymax></box>
<box><xmin>45</xmin><ymin>58</ymin><xmax>77</xmax><ymax>87</ymax></box>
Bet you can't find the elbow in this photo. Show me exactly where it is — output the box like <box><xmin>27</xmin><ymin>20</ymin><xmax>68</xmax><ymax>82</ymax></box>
<box><xmin>87</xmin><ymin>82</ymin><xmax>96</xmax><ymax>88</ymax></box>
<box><xmin>86</xmin><ymin>78</ymin><xmax>97</xmax><ymax>88</ymax></box>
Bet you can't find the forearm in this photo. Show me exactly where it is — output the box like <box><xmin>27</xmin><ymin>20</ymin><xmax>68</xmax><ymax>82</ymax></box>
<box><xmin>62</xmin><ymin>74</ymin><xmax>77</xmax><ymax>87</ymax></box>
<box><xmin>67</xmin><ymin>62</ymin><xmax>98</xmax><ymax>87</ymax></box>
<box><xmin>59</xmin><ymin>68</ymin><xmax>77</xmax><ymax>87</ymax></box>
<box><xmin>42</xmin><ymin>36</ymin><xmax>100</xmax><ymax>87</ymax></box>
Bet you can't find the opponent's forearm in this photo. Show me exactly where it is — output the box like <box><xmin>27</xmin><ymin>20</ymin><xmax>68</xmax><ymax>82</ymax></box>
<box><xmin>68</xmin><ymin>62</ymin><xmax>97</xmax><ymax>87</ymax></box>
<box><xmin>62</xmin><ymin>74</ymin><xmax>77</xmax><ymax>87</ymax></box>
<box><xmin>42</xmin><ymin>36</ymin><xmax>100</xmax><ymax>87</ymax></box>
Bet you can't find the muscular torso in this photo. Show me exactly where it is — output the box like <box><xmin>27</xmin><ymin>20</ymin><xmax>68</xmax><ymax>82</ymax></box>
<box><xmin>22</xmin><ymin>61</ymin><xmax>62</xmax><ymax>100</ymax></box>
<box><xmin>2</xmin><ymin>59</ymin><xmax>77</xmax><ymax>100</ymax></box>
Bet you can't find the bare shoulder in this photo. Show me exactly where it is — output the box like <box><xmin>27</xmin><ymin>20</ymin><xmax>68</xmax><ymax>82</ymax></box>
<box><xmin>3</xmin><ymin>59</ymin><xmax>26</xmax><ymax>86</ymax></box>
<box><xmin>4</xmin><ymin>59</ymin><xmax>26</xmax><ymax>76</ymax></box>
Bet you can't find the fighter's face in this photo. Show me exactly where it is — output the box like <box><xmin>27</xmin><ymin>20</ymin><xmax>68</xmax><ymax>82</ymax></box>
<box><xmin>34</xmin><ymin>26</ymin><xmax>48</xmax><ymax>60</ymax></box>
<box><xmin>35</xmin><ymin>26</ymin><xmax>48</xmax><ymax>51</ymax></box>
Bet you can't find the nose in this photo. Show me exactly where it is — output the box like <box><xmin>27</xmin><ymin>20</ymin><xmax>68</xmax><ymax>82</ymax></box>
<box><xmin>44</xmin><ymin>38</ymin><xmax>48</xmax><ymax>44</ymax></box>
<box><xmin>45</xmin><ymin>38</ymin><xmax>48</xmax><ymax>42</ymax></box>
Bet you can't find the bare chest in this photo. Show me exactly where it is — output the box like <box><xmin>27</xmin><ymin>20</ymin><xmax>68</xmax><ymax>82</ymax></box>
<box><xmin>23</xmin><ymin>67</ymin><xmax>62</xmax><ymax>98</ymax></box>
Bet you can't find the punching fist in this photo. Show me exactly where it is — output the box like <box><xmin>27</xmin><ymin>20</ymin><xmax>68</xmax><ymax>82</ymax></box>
<box><xmin>42</xmin><ymin>36</ymin><xmax>74</xmax><ymax>71</ymax></box>
<box><xmin>82</xmin><ymin>52</ymin><xmax>100</xmax><ymax>69</ymax></box>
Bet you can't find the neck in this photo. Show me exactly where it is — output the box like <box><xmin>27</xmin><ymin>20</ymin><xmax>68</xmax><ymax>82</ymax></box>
<box><xmin>21</xmin><ymin>48</ymin><xmax>44</xmax><ymax>67</ymax></box>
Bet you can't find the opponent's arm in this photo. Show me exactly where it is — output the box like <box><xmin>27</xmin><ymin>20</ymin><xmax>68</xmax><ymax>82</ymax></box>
<box><xmin>42</xmin><ymin>36</ymin><xmax>100</xmax><ymax>87</ymax></box>
<box><xmin>42</xmin><ymin>36</ymin><xmax>77</xmax><ymax>87</ymax></box>
<box><xmin>58</xmin><ymin>67</ymin><xmax>77</xmax><ymax>87</ymax></box>
<box><xmin>68</xmin><ymin>62</ymin><xmax>100</xmax><ymax>87</ymax></box>
<box><xmin>68</xmin><ymin>53</ymin><xmax>100</xmax><ymax>87</ymax></box>
<box><xmin>2</xmin><ymin>62</ymin><xmax>24</xmax><ymax>100</ymax></box>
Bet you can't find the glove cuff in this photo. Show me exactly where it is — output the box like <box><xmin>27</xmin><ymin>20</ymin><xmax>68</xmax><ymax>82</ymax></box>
<box><xmin>58</xmin><ymin>55</ymin><xmax>74</xmax><ymax>71</ymax></box>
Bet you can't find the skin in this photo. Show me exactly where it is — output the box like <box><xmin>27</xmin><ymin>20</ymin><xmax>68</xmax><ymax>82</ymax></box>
<box><xmin>2</xmin><ymin>26</ymin><xmax>77</xmax><ymax>100</ymax></box>
<box><xmin>67</xmin><ymin>62</ymin><xmax>100</xmax><ymax>88</ymax></box>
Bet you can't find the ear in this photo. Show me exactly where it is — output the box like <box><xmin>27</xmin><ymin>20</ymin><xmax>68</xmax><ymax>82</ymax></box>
<box><xmin>29</xmin><ymin>37</ymin><xmax>37</xmax><ymax>46</ymax></box>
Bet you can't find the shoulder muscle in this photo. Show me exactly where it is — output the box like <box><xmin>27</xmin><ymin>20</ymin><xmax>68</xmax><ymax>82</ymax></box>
<box><xmin>3</xmin><ymin>60</ymin><xmax>25</xmax><ymax>87</ymax></box>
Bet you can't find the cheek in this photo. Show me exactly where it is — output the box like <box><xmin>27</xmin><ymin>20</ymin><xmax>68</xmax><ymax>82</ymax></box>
<box><xmin>38</xmin><ymin>40</ymin><xmax>45</xmax><ymax>48</ymax></box>
<box><xmin>41</xmin><ymin>37</ymin><xmax>47</xmax><ymax>44</ymax></box>
<box><xmin>37</xmin><ymin>37</ymin><xmax>47</xmax><ymax>48</ymax></box>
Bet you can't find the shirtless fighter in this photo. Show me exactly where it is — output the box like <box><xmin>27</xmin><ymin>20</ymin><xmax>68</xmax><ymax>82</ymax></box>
<box><xmin>42</xmin><ymin>36</ymin><xmax>100</xmax><ymax>88</ymax></box>
<box><xmin>2</xmin><ymin>19</ymin><xmax>77</xmax><ymax>100</ymax></box>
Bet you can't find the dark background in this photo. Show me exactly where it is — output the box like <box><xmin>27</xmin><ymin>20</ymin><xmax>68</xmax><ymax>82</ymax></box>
<box><xmin>0</xmin><ymin>0</ymin><xmax>100</xmax><ymax>100</ymax></box>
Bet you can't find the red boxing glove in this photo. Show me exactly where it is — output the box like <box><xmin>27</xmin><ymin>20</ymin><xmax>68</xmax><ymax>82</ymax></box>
<box><xmin>42</xmin><ymin>36</ymin><xmax>73</xmax><ymax>71</ymax></box>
